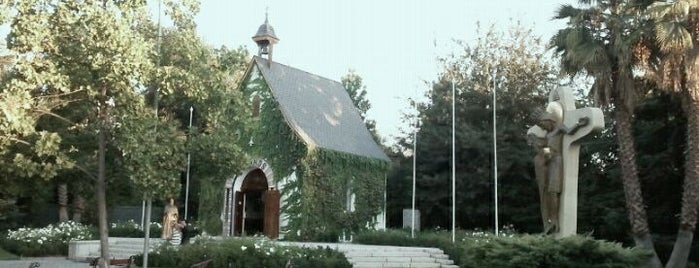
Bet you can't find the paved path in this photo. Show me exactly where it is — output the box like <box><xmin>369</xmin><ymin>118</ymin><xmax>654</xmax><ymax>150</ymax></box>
<box><xmin>0</xmin><ymin>257</ymin><xmax>86</xmax><ymax>268</ymax></box>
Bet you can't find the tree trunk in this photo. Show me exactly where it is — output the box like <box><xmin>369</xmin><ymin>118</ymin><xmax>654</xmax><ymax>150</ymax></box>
<box><xmin>666</xmin><ymin>94</ymin><xmax>699</xmax><ymax>268</ymax></box>
<box><xmin>97</xmin><ymin>125</ymin><xmax>109</xmax><ymax>268</ymax></box>
<box><xmin>615</xmin><ymin>107</ymin><xmax>662</xmax><ymax>268</ymax></box>
<box><xmin>97</xmin><ymin>85</ymin><xmax>110</xmax><ymax>268</ymax></box>
<box><xmin>58</xmin><ymin>183</ymin><xmax>68</xmax><ymax>222</ymax></box>
<box><xmin>142</xmin><ymin>198</ymin><xmax>152</xmax><ymax>268</ymax></box>
<box><xmin>72</xmin><ymin>195</ymin><xmax>85</xmax><ymax>223</ymax></box>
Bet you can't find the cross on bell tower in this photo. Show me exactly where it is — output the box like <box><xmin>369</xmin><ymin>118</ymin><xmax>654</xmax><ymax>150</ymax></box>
<box><xmin>252</xmin><ymin>9</ymin><xmax>279</xmax><ymax>66</ymax></box>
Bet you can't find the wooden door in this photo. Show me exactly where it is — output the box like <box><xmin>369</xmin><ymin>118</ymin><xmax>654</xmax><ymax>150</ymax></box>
<box><xmin>234</xmin><ymin>191</ymin><xmax>243</xmax><ymax>235</ymax></box>
<box><xmin>263</xmin><ymin>189</ymin><xmax>280</xmax><ymax>239</ymax></box>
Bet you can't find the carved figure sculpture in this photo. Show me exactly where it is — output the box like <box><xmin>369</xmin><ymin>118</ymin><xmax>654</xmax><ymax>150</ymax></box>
<box><xmin>161</xmin><ymin>198</ymin><xmax>179</xmax><ymax>240</ymax></box>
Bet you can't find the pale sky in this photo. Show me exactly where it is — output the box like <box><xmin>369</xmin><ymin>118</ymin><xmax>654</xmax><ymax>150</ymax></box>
<box><xmin>186</xmin><ymin>0</ymin><xmax>573</xmax><ymax>144</ymax></box>
<box><xmin>3</xmin><ymin>1</ymin><xmax>575</xmax><ymax>145</ymax></box>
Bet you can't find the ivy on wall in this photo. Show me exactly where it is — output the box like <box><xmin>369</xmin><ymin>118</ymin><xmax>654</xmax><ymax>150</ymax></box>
<box><xmin>243</xmin><ymin>65</ymin><xmax>389</xmax><ymax>241</ymax></box>
<box><xmin>290</xmin><ymin>148</ymin><xmax>388</xmax><ymax>241</ymax></box>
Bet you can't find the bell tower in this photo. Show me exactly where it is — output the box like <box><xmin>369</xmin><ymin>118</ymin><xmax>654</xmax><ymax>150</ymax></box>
<box><xmin>252</xmin><ymin>10</ymin><xmax>279</xmax><ymax>66</ymax></box>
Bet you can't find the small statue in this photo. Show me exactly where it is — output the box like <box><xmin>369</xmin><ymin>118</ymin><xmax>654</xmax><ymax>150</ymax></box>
<box><xmin>161</xmin><ymin>198</ymin><xmax>179</xmax><ymax>240</ymax></box>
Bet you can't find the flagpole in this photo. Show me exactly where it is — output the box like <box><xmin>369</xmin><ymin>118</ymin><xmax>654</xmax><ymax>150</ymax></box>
<box><xmin>411</xmin><ymin>112</ymin><xmax>418</xmax><ymax>239</ymax></box>
<box><xmin>451</xmin><ymin>80</ymin><xmax>456</xmax><ymax>243</ymax></box>
<box><xmin>184</xmin><ymin>106</ymin><xmax>193</xmax><ymax>220</ymax></box>
<box><xmin>493</xmin><ymin>69</ymin><xmax>499</xmax><ymax>236</ymax></box>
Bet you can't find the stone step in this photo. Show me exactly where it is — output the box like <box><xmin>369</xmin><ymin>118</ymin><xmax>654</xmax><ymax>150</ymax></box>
<box><xmin>350</xmin><ymin>256</ymin><xmax>442</xmax><ymax>263</ymax></box>
<box><xmin>435</xmin><ymin>258</ymin><xmax>454</xmax><ymax>265</ymax></box>
<box><xmin>352</xmin><ymin>262</ymin><xmax>442</xmax><ymax>268</ymax></box>
<box><xmin>71</xmin><ymin>238</ymin><xmax>165</xmax><ymax>261</ymax></box>
<box><xmin>430</xmin><ymin>253</ymin><xmax>449</xmax><ymax>259</ymax></box>
<box><xmin>279</xmin><ymin>242</ymin><xmax>457</xmax><ymax>268</ymax></box>
<box><xmin>345</xmin><ymin>251</ymin><xmax>433</xmax><ymax>258</ymax></box>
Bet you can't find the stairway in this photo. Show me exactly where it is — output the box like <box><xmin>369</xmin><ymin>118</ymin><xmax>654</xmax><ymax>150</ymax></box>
<box><xmin>281</xmin><ymin>242</ymin><xmax>459</xmax><ymax>268</ymax></box>
<box><xmin>74</xmin><ymin>239</ymin><xmax>459</xmax><ymax>267</ymax></box>
<box><xmin>83</xmin><ymin>238</ymin><xmax>164</xmax><ymax>260</ymax></box>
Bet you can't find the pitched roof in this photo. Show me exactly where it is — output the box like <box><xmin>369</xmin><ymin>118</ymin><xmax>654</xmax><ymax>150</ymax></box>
<box><xmin>251</xmin><ymin>56</ymin><xmax>389</xmax><ymax>162</ymax></box>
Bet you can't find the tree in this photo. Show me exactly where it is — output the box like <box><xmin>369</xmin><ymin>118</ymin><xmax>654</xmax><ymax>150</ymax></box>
<box><xmin>389</xmin><ymin>23</ymin><xmax>558</xmax><ymax>231</ymax></box>
<box><xmin>4</xmin><ymin>1</ymin><xmax>185</xmax><ymax>267</ymax></box>
<box><xmin>550</xmin><ymin>1</ymin><xmax>663</xmax><ymax>266</ymax></box>
<box><xmin>135</xmin><ymin>0</ymin><xmax>252</xmax><ymax>233</ymax></box>
<box><xmin>1</xmin><ymin>30</ymin><xmax>71</xmax><ymax>227</ymax></box>
<box><xmin>342</xmin><ymin>70</ymin><xmax>381</xmax><ymax>143</ymax></box>
<box><xmin>646</xmin><ymin>1</ymin><xmax>699</xmax><ymax>266</ymax></box>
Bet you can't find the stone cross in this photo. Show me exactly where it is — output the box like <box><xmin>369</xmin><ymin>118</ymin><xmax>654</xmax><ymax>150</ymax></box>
<box><xmin>527</xmin><ymin>86</ymin><xmax>604</xmax><ymax>238</ymax></box>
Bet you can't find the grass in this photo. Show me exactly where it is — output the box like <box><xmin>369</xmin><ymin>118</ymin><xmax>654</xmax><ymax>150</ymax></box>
<box><xmin>0</xmin><ymin>247</ymin><xmax>19</xmax><ymax>260</ymax></box>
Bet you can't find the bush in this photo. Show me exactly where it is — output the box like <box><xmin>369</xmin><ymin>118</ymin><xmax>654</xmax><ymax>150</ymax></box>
<box><xmin>282</xmin><ymin>228</ymin><xmax>342</xmax><ymax>242</ymax></box>
<box><xmin>109</xmin><ymin>220</ymin><xmax>163</xmax><ymax>238</ymax></box>
<box><xmin>1</xmin><ymin>221</ymin><xmax>95</xmax><ymax>256</ymax></box>
<box><xmin>355</xmin><ymin>229</ymin><xmax>648</xmax><ymax>268</ymax></box>
<box><xmin>134</xmin><ymin>237</ymin><xmax>351</xmax><ymax>268</ymax></box>
<box><xmin>460</xmin><ymin>235</ymin><xmax>649</xmax><ymax>268</ymax></box>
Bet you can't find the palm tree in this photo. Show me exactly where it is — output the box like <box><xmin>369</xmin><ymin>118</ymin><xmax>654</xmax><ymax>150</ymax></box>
<box><xmin>648</xmin><ymin>1</ymin><xmax>699</xmax><ymax>267</ymax></box>
<box><xmin>551</xmin><ymin>1</ymin><xmax>662</xmax><ymax>267</ymax></box>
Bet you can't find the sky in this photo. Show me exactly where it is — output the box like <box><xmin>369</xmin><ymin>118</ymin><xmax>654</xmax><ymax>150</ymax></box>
<box><xmin>182</xmin><ymin>0</ymin><xmax>574</xmax><ymax>144</ymax></box>
<box><xmin>4</xmin><ymin>0</ymin><xmax>575</xmax><ymax>145</ymax></box>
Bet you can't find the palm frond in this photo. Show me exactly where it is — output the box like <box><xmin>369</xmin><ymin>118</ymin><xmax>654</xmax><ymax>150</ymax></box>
<box><xmin>590</xmin><ymin>73</ymin><xmax>613</xmax><ymax>105</ymax></box>
<box><xmin>647</xmin><ymin>2</ymin><xmax>674</xmax><ymax>19</ymax></box>
<box><xmin>550</xmin><ymin>28</ymin><xmax>573</xmax><ymax>51</ymax></box>
<box><xmin>655</xmin><ymin>21</ymin><xmax>693</xmax><ymax>53</ymax></box>
<box><xmin>554</xmin><ymin>4</ymin><xmax>583</xmax><ymax>20</ymax></box>
<box><xmin>647</xmin><ymin>1</ymin><xmax>688</xmax><ymax>20</ymax></box>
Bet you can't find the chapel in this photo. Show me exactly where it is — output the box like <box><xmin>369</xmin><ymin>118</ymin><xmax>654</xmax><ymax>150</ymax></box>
<box><xmin>220</xmin><ymin>14</ymin><xmax>390</xmax><ymax>239</ymax></box>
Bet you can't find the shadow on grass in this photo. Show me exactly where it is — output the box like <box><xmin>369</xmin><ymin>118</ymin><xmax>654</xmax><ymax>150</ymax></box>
<box><xmin>0</xmin><ymin>247</ymin><xmax>19</xmax><ymax>260</ymax></box>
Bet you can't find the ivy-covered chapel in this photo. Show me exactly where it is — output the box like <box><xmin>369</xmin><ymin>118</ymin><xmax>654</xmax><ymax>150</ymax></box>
<box><xmin>221</xmin><ymin>14</ymin><xmax>389</xmax><ymax>240</ymax></box>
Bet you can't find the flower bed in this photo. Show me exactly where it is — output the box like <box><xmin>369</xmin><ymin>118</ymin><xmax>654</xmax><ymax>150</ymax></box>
<box><xmin>135</xmin><ymin>236</ymin><xmax>351</xmax><ymax>268</ymax></box>
<box><xmin>1</xmin><ymin>220</ymin><xmax>180</xmax><ymax>257</ymax></box>
<box><xmin>110</xmin><ymin>220</ymin><xmax>163</xmax><ymax>238</ymax></box>
<box><xmin>1</xmin><ymin>221</ymin><xmax>95</xmax><ymax>256</ymax></box>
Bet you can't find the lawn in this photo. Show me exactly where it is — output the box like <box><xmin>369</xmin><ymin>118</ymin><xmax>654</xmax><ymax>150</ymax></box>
<box><xmin>0</xmin><ymin>247</ymin><xmax>19</xmax><ymax>260</ymax></box>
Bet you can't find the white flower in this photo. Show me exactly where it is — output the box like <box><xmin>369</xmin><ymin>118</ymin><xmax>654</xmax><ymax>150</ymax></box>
<box><xmin>241</xmin><ymin>245</ymin><xmax>247</xmax><ymax>251</ymax></box>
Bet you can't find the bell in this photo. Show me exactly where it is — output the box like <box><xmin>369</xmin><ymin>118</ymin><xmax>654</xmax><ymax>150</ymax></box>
<box><xmin>260</xmin><ymin>45</ymin><xmax>269</xmax><ymax>55</ymax></box>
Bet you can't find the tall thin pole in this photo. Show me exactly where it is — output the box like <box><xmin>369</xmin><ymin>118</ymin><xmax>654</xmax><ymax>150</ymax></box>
<box><xmin>411</xmin><ymin>115</ymin><xmax>417</xmax><ymax>239</ymax></box>
<box><xmin>451</xmin><ymin>80</ymin><xmax>456</xmax><ymax>243</ymax></box>
<box><xmin>141</xmin><ymin>198</ymin><xmax>145</xmax><ymax>230</ymax></box>
<box><xmin>383</xmin><ymin>174</ymin><xmax>387</xmax><ymax>228</ymax></box>
<box><xmin>493</xmin><ymin>69</ymin><xmax>499</xmax><ymax>236</ymax></box>
<box><xmin>184</xmin><ymin>106</ymin><xmax>193</xmax><ymax>220</ymax></box>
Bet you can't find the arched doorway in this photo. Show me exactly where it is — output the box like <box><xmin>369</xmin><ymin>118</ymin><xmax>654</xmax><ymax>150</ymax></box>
<box><xmin>226</xmin><ymin>166</ymin><xmax>280</xmax><ymax>238</ymax></box>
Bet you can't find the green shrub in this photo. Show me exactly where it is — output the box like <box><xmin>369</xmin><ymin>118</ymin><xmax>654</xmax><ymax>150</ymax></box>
<box><xmin>134</xmin><ymin>237</ymin><xmax>351</xmax><ymax>268</ymax></box>
<box><xmin>282</xmin><ymin>228</ymin><xmax>342</xmax><ymax>242</ymax></box>
<box><xmin>355</xmin><ymin>229</ymin><xmax>648</xmax><ymax>268</ymax></box>
<box><xmin>460</xmin><ymin>235</ymin><xmax>648</xmax><ymax>268</ymax></box>
<box><xmin>1</xmin><ymin>221</ymin><xmax>95</xmax><ymax>256</ymax></box>
<box><xmin>109</xmin><ymin>220</ymin><xmax>163</xmax><ymax>238</ymax></box>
